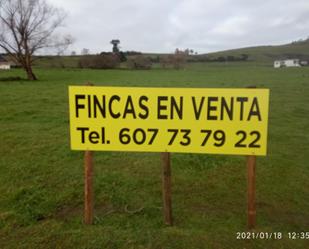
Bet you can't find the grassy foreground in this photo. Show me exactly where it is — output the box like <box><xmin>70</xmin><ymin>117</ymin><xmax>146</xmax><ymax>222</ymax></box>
<box><xmin>0</xmin><ymin>64</ymin><xmax>309</xmax><ymax>249</ymax></box>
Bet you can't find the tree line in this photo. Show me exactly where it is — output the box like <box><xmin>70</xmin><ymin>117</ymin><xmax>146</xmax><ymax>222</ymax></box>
<box><xmin>77</xmin><ymin>49</ymin><xmax>188</xmax><ymax>70</ymax></box>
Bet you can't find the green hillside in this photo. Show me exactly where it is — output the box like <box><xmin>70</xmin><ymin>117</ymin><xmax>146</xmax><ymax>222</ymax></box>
<box><xmin>203</xmin><ymin>39</ymin><xmax>309</xmax><ymax>62</ymax></box>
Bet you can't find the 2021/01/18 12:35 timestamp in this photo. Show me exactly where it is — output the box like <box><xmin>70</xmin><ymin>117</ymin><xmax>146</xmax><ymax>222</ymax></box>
<box><xmin>236</xmin><ymin>232</ymin><xmax>309</xmax><ymax>240</ymax></box>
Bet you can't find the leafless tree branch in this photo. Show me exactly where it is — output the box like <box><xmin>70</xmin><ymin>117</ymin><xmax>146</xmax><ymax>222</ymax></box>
<box><xmin>0</xmin><ymin>0</ymin><xmax>72</xmax><ymax>80</ymax></box>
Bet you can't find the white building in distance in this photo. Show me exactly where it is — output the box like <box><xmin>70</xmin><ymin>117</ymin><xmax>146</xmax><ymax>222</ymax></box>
<box><xmin>274</xmin><ymin>59</ymin><xmax>301</xmax><ymax>68</ymax></box>
<box><xmin>0</xmin><ymin>55</ymin><xmax>11</xmax><ymax>70</ymax></box>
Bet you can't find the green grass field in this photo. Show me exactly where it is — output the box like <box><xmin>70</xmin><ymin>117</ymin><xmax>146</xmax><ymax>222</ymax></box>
<box><xmin>0</xmin><ymin>63</ymin><xmax>309</xmax><ymax>249</ymax></box>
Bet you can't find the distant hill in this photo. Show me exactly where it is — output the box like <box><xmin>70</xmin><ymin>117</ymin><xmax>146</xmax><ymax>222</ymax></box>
<box><xmin>17</xmin><ymin>38</ymin><xmax>309</xmax><ymax>68</ymax></box>
<box><xmin>200</xmin><ymin>39</ymin><xmax>309</xmax><ymax>62</ymax></box>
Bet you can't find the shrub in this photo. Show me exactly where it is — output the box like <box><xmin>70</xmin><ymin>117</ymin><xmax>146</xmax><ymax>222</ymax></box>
<box><xmin>93</xmin><ymin>54</ymin><xmax>120</xmax><ymax>69</ymax></box>
<box><xmin>78</xmin><ymin>54</ymin><xmax>120</xmax><ymax>69</ymax></box>
<box><xmin>78</xmin><ymin>55</ymin><xmax>93</xmax><ymax>68</ymax></box>
<box><xmin>126</xmin><ymin>55</ymin><xmax>152</xmax><ymax>69</ymax></box>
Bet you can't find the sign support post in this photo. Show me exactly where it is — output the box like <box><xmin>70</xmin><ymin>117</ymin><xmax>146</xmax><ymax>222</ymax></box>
<box><xmin>247</xmin><ymin>155</ymin><xmax>256</xmax><ymax>229</ymax></box>
<box><xmin>161</xmin><ymin>152</ymin><xmax>173</xmax><ymax>226</ymax></box>
<box><xmin>84</xmin><ymin>150</ymin><xmax>94</xmax><ymax>224</ymax></box>
<box><xmin>83</xmin><ymin>82</ymin><xmax>94</xmax><ymax>225</ymax></box>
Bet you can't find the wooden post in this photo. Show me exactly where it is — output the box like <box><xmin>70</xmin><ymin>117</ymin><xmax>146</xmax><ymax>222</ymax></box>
<box><xmin>84</xmin><ymin>150</ymin><xmax>94</xmax><ymax>224</ymax></box>
<box><xmin>247</xmin><ymin>155</ymin><xmax>256</xmax><ymax>229</ymax></box>
<box><xmin>161</xmin><ymin>152</ymin><xmax>173</xmax><ymax>226</ymax></box>
<box><xmin>83</xmin><ymin>82</ymin><xmax>94</xmax><ymax>225</ymax></box>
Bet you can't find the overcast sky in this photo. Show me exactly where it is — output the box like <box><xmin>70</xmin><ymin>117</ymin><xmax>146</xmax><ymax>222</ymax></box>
<box><xmin>48</xmin><ymin>0</ymin><xmax>309</xmax><ymax>54</ymax></box>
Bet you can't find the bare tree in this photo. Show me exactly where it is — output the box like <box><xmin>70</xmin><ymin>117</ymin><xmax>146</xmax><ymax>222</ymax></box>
<box><xmin>172</xmin><ymin>49</ymin><xmax>187</xmax><ymax>69</ymax></box>
<box><xmin>0</xmin><ymin>0</ymin><xmax>72</xmax><ymax>80</ymax></box>
<box><xmin>56</xmin><ymin>34</ymin><xmax>73</xmax><ymax>56</ymax></box>
<box><xmin>81</xmin><ymin>48</ymin><xmax>89</xmax><ymax>55</ymax></box>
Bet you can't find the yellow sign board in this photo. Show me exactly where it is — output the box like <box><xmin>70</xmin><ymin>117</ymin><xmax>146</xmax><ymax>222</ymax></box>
<box><xmin>69</xmin><ymin>86</ymin><xmax>269</xmax><ymax>155</ymax></box>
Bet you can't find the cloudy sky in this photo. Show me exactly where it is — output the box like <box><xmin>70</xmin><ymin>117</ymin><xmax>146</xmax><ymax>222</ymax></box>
<box><xmin>48</xmin><ymin>0</ymin><xmax>309</xmax><ymax>54</ymax></box>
